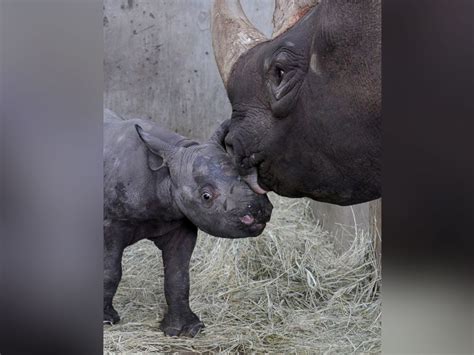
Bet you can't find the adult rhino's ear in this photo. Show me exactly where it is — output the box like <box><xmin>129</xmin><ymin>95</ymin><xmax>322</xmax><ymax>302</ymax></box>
<box><xmin>135</xmin><ymin>124</ymin><xmax>178</xmax><ymax>171</ymax></box>
<box><xmin>208</xmin><ymin>119</ymin><xmax>230</xmax><ymax>148</ymax></box>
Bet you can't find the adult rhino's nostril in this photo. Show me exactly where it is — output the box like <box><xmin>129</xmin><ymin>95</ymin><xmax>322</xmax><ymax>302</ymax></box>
<box><xmin>224</xmin><ymin>138</ymin><xmax>234</xmax><ymax>156</ymax></box>
<box><xmin>240</xmin><ymin>214</ymin><xmax>255</xmax><ymax>225</ymax></box>
<box><xmin>249</xmin><ymin>154</ymin><xmax>257</xmax><ymax>165</ymax></box>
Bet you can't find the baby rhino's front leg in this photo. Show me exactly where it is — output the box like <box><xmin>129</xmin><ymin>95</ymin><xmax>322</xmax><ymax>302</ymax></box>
<box><xmin>153</xmin><ymin>221</ymin><xmax>204</xmax><ymax>337</ymax></box>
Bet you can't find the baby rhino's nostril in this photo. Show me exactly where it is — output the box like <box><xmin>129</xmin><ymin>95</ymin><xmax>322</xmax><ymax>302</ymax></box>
<box><xmin>257</xmin><ymin>210</ymin><xmax>267</xmax><ymax>222</ymax></box>
<box><xmin>259</xmin><ymin>204</ymin><xmax>273</xmax><ymax>223</ymax></box>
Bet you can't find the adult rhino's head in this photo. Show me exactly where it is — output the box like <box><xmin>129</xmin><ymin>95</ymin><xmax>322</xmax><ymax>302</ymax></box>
<box><xmin>136</xmin><ymin>122</ymin><xmax>273</xmax><ymax>238</ymax></box>
<box><xmin>212</xmin><ymin>0</ymin><xmax>381</xmax><ymax>205</ymax></box>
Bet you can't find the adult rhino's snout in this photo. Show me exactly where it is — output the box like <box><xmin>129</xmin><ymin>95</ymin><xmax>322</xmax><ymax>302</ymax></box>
<box><xmin>225</xmin><ymin>135</ymin><xmax>268</xmax><ymax>195</ymax></box>
<box><xmin>242</xmin><ymin>169</ymin><xmax>268</xmax><ymax>195</ymax></box>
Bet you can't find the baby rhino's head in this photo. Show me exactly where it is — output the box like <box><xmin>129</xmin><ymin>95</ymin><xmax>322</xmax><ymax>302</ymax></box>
<box><xmin>136</xmin><ymin>122</ymin><xmax>273</xmax><ymax>238</ymax></box>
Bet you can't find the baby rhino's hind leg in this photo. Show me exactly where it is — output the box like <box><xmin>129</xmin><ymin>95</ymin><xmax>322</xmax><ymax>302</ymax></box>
<box><xmin>104</xmin><ymin>220</ymin><xmax>131</xmax><ymax>325</ymax></box>
<box><xmin>152</xmin><ymin>221</ymin><xmax>204</xmax><ymax>337</ymax></box>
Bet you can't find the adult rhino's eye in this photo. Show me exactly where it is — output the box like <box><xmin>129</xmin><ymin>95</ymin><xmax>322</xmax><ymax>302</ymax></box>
<box><xmin>201</xmin><ymin>192</ymin><xmax>212</xmax><ymax>201</ymax></box>
<box><xmin>275</xmin><ymin>67</ymin><xmax>285</xmax><ymax>84</ymax></box>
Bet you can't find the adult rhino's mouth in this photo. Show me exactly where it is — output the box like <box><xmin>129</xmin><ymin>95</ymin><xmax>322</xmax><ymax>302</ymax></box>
<box><xmin>241</xmin><ymin>167</ymin><xmax>268</xmax><ymax>195</ymax></box>
<box><xmin>225</xmin><ymin>134</ymin><xmax>270</xmax><ymax>195</ymax></box>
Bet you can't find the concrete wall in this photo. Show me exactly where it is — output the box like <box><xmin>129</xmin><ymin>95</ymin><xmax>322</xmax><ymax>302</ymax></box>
<box><xmin>104</xmin><ymin>0</ymin><xmax>274</xmax><ymax>141</ymax></box>
<box><xmin>311</xmin><ymin>199</ymin><xmax>382</xmax><ymax>261</ymax></box>
<box><xmin>104</xmin><ymin>0</ymin><xmax>381</xmax><ymax>257</ymax></box>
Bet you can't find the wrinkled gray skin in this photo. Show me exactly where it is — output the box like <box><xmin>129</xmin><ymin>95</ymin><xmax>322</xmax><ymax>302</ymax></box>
<box><xmin>103</xmin><ymin>110</ymin><xmax>272</xmax><ymax>337</ymax></box>
<box><xmin>223</xmin><ymin>0</ymin><xmax>381</xmax><ymax>205</ymax></box>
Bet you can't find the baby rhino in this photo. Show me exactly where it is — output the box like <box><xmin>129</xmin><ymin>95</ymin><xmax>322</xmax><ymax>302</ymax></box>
<box><xmin>104</xmin><ymin>110</ymin><xmax>273</xmax><ymax>337</ymax></box>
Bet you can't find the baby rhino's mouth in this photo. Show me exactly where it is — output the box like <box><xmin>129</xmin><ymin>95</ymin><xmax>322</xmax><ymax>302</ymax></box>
<box><xmin>240</xmin><ymin>214</ymin><xmax>255</xmax><ymax>225</ymax></box>
<box><xmin>239</xmin><ymin>214</ymin><xmax>266</xmax><ymax>233</ymax></box>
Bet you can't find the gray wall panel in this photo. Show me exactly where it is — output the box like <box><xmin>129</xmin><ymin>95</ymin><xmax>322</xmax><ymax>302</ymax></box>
<box><xmin>104</xmin><ymin>0</ymin><xmax>274</xmax><ymax>141</ymax></box>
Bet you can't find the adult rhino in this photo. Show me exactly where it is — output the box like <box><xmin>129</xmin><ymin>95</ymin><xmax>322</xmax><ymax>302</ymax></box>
<box><xmin>212</xmin><ymin>0</ymin><xmax>381</xmax><ymax>205</ymax></box>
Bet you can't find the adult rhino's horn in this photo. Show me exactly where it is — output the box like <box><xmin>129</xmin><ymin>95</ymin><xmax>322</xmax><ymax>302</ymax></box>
<box><xmin>272</xmin><ymin>0</ymin><xmax>319</xmax><ymax>38</ymax></box>
<box><xmin>211</xmin><ymin>0</ymin><xmax>267</xmax><ymax>88</ymax></box>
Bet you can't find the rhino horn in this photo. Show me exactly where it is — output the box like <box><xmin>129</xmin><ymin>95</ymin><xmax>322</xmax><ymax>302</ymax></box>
<box><xmin>211</xmin><ymin>0</ymin><xmax>267</xmax><ymax>88</ymax></box>
<box><xmin>212</xmin><ymin>0</ymin><xmax>319</xmax><ymax>86</ymax></box>
<box><xmin>272</xmin><ymin>0</ymin><xmax>319</xmax><ymax>38</ymax></box>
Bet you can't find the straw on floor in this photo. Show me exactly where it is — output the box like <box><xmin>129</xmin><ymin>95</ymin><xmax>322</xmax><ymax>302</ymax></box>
<box><xmin>104</xmin><ymin>194</ymin><xmax>381</xmax><ymax>353</ymax></box>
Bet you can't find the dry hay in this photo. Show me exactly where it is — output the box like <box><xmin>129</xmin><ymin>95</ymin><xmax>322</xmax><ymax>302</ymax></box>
<box><xmin>104</xmin><ymin>194</ymin><xmax>381</xmax><ymax>353</ymax></box>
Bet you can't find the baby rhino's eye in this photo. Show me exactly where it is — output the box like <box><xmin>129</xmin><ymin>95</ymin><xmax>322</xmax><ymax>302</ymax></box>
<box><xmin>201</xmin><ymin>192</ymin><xmax>212</xmax><ymax>201</ymax></box>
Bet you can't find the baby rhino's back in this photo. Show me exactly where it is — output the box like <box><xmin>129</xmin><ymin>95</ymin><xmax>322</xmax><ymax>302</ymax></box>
<box><xmin>105</xmin><ymin>109</ymin><xmax>198</xmax><ymax>150</ymax></box>
<box><xmin>104</xmin><ymin>110</ymin><xmax>191</xmax><ymax>221</ymax></box>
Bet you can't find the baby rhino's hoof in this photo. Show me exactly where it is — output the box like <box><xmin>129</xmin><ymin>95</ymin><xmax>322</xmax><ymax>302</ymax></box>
<box><xmin>160</xmin><ymin>320</ymin><xmax>204</xmax><ymax>337</ymax></box>
<box><xmin>180</xmin><ymin>320</ymin><xmax>205</xmax><ymax>337</ymax></box>
<box><xmin>160</xmin><ymin>312</ymin><xmax>205</xmax><ymax>337</ymax></box>
<box><xmin>103</xmin><ymin>306</ymin><xmax>120</xmax><ymax>325</ymax></box>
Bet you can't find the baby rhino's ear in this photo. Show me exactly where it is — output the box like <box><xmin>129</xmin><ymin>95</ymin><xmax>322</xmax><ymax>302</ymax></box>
<box><xmin>135</xmin><ymin>124</ymin><xmax>177</xmax><ymax>171</ymax></box>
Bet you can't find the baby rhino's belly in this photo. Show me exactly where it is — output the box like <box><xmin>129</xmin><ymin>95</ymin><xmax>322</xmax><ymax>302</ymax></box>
<box><xmin>130</xmin><ymin>219</ymin><xmax>185</xmax><ymax>245</ymax></box>
<box><xmin>104</xmin><ymin>218</ymin><xmax>185</xmax><ymax>247</ymax></box>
